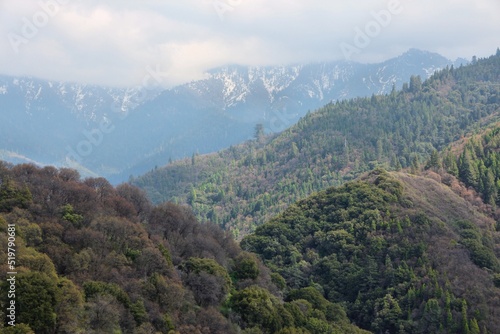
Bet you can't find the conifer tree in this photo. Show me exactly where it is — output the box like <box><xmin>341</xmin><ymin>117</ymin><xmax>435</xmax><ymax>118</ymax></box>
<box><xmin>461</xmin><ymin>300</ymin><xmax>470</xmax><ymax>334</ymax></box>
<box><xmin>409</xmin><ymin>75</ymin><xmax>422</xmax><ymax>93</ymax></box>
<box><xmin>443</xmin><ymin>151</ymin><xmax>459</xmax><ymax>176</ymax></box>
<box><xmin>469</xmin><ymin>318</ymin><xmax>480</xmax><ymax>334</ymax></box>
<box><xmin>411</xmin><ymin>156</ymin><xmax>420</xmax><ymax>174</ymax></box>
<box><xmin>481</xmin><ymin>169</ymin><xmax>496</xmax><ymax>205</ymax></box>
<box><xmin>459</xmin><ymin>150</ymin><xmax>478</xmax><ymax>187</ymax></box>
<box><xmin>425</xmin><ymin>150</ymin><xmax>441</xmax><ymax>170</ymax></box>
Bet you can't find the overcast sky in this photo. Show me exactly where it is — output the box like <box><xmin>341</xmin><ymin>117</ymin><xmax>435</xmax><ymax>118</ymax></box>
<box><xmin>0</xmin><ymin>0</ymin><xmax>498</xmax><ymax>88</ymax></box>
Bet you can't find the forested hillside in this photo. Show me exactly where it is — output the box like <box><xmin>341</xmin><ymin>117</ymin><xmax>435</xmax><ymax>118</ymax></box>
<box><xmin>0</xmin><ymin>162</ymin><xmax>367</xmax><ymax>334</ymax></box>
<box><xmin>439</xmin><ymin>126</ymin><xmax>500</xmax><ymax>208</ymax></box>
<box><xmin>2</xmin><ymin>53</ymin><xmax>500</xmax><ymax>334</ymax></box>
<box><xmin>133</xmin><ymin>51</ymin><xmax>500</xmax><ymax>238</ymax></box>
<box><xmin>242</xmin><ymin>169</ymin><xmax>500</xmax><ymax>333</ymax></box>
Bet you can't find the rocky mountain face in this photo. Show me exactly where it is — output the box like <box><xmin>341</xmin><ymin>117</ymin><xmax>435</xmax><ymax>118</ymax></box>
<box><xmin>0</xmin><ymin>49</ymin><xmax>466</xmax><ymax>182</ymax></box>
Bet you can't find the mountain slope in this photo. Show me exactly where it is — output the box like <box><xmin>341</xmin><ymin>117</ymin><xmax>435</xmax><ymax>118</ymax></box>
<box><xmin>0</xmin><ymin>76</ymin><xmax>158</xmax><ymax>175</ymax></box>
<box><xmin>0</xmin><ymin>49</ymin><xmax>464</xmax><ymax>182</ymax></box>
<box><xmin>0</xmin><ymin>162</ymin><xmax>368</xmax><ymax>333</ymax></box>
<box><xmin>133</xmin><ymin>51</ymin><xmax>500</xmax><ymax>237</ymax></box>
<box><xmin>88</xmin><ymin>49</ymin><xmax>467</xmax><ymax>181</ymax></box>
<box><xmin>242</xmin><ymin>169</ymin><xmax>500</xmax><ymax>333</ymax></box>
<box><xmin>439</xmin><ymin>126</ymin><xmax>500</xmax><ymax>208</ymax></box>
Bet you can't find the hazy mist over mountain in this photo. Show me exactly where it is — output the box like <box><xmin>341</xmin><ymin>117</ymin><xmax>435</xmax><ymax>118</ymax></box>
<box><xmin>1</xmin><ymin>1</ymin><xmax>500</xmax><ymax>334</ymax></box>
<box><xmin>0</xmin><ymin>0</ymin><xmax>497</xmax><ymax>87</ymax></box>
<box><xmin>1</xmin><ymin>1</ymin><xmax>496</xmax><ymax>181</ymax></box>
<box><xmin>1</xmin><ymin>50</ymin><xmax>466</xmax><ymax>182</ymax></box>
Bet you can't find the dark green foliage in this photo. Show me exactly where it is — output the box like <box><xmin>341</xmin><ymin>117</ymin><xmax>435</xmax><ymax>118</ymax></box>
<box><xmin>129</xmin><ymin>300</ymin><xmax>147</xmax><ymax>325</ymax></box>
<box><xmin>229</xmin><ymin>285</ymin><xmax>365</xmax><ymax>334</ymax></box>
<box><xmin>276</xmin><ymin>328</ymin><xmax>311</xmax><ymax>334</ymax></box>
<box><xmin>233</xmin><ymin>252</ymin><xmax>260</xmax><ymax>280</ymax></box>
<box><xmin>0</xmin><ymin>180</ymin><xmax>32</xmax><ymax>212</ymax></box>
<box><xmin>494</xmin><ymin>274</ymin><xmax>500</xmax><ymax>288</ymax></box>
<box><xmin>443</xmin><ymin>150</ymin><xmax>459</xmax><ymax>176</ymax></box>
<box><xmin>242</xmin><ymin>327</ymin><xmax>265</xmax><ymax>334</ymax></box>
<box><xmin>371</xmin><ymin>294</ymin><xmax>403</xmax><ymax>332</ymax></box>
<box><xmin>0</xmin><ymin>324</ymin><xmax>35</xmax><ymax>334</ymax></box>
<box><xmin>158</xmin><ymin>243</ymin><xmax>173</xmax><ymax>267</ymax></box>
<box><xmin>242</xmin><ymin>171</ymin><xmax>500</xmax><ymax>333</ymax></box>
<box><xmin>454</xmin><ymin>221</ymin><xmax>499</xmax><ymax>271</ymax></box>
<box><xmin>425</xmin><ymin>150</ymin><xmax>441</xmax><ymax>170</ymax></box>
<box><xmin>60</xmin><ymin>204</ymin><xmax>83</xmax><ymax>225</ymax></box>
<box><xmin>459</xmin><ymin>150</ymin><xmax>478</xmax><ymax>188</ymax></box>
<box><xmin>15</xmin><ymin>272</ymin><xmax>58</xmax><ymax>334</ymax></box>
<box><xmin>448</xmin><ymin>126</ymin><xmax>500</xmax><ymax>207</ymax></box>
<box><xmin>230</xmin><ymin>286</ymin><xmax>288</xmax><ymax>332</ymax></box>
<box><xmin>55</xmin><ymin>278</ymin><xmax>84</xmax><ymax>333</ymax></box>
<box><xmin>181</xmin><ymin>257</ymin><xmax>232</xmax><ymax>306</ymax></box>
<box><xmin>271</xmin><ymin>272</ymin><xmax>286</xmax><ymax>290</ymax></box>
<box><xmin>287</xmin><ymin>287</ymin><xmax>330</xmax><ymax>312</ymax></box>
<box><xmin>83</xmin><ymin>281</ymin><xmax>132</xmax><ymax>309</ymax></box>
<box><xmin>182</xmin><ymin>257</ymin><xmax>232</xmax><ymax>291</ymax></box>
<box><xmin>470</xmin><ymin>318</ymin><xmax>480</xmax><ymax>334</ymax></box>
<box><xmin>409</xmin><ymin>75</ymin><xmax>422</xmax><ymax>93</ymax></box>
<box><xmin>467</xmin><ymin>242</ymin><xmax>497</xmax><ymax>270</ymax></box>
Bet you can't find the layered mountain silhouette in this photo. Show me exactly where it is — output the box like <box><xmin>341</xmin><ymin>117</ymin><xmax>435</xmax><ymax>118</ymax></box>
<box><xmin>0</xmin><ymin>49</ymin><xmax>466</xmax><ymax>182</ymax></box>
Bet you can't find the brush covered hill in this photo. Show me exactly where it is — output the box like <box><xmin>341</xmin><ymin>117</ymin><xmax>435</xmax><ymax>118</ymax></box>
<box><xmin>132</xmin><ymin>51</ymin><xmax>500</xmax><ymax>238</ymax></box>
<box><xmin>0</xmin><ymin>162</ymin><xmax>368</xmax><ymax>334</ymax></box>
<box><xmin>241</xmin><ymin>169</ymin><xmax>500</xmax><ymax>334</ymax></box>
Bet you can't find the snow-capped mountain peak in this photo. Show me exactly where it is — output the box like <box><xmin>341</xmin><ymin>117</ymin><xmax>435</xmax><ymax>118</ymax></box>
<box><xmin>0</xmin><ymin>49</ymin><xmax>467</xmax><ymax>182</ymax></box>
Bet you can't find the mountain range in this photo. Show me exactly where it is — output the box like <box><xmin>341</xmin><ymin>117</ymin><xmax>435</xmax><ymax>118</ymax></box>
<box><xmin>132</xmin><ymin>51</ymin><xmax>500</xmax><ymax>237</ymax></box>
<box><xmin>0</xmin><ymin>50</ymin><xmax>499</xmax><ymax>334</ymax></box>
<box><xmin>0</xmin><ymin>49</ymin><xmax>467</xmax><ymax>183</ymax></box>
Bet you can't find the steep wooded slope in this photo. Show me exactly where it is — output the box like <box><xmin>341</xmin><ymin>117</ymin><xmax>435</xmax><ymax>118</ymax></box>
<box><xmin>242</xmin><ymin>169</ymin><xmax>500</xmax><ymax>333</ymax></box>
<box><xmin>0</xmin><ymin>162</ymin><xmax>366</xmax><ymax>334</ymax></box>
<box><xmin>133</xmin><ymin>52</ymin><xmax>500</xmax><ymax>238</ymax></box>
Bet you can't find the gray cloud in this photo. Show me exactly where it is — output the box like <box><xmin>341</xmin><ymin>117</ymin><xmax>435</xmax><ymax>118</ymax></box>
<box><xmin>0</xmin><ymin>0</ymin><xmax>498</xmax><ymax>87</ymax></box>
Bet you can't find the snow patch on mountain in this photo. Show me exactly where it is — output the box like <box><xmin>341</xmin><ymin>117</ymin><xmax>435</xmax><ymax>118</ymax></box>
<box><xmin>423</xmin><ymin>66</ymin><xmax>442</xmax><ymax>77</ymax></box>
<box><xmin>0</xmin><ymin>49</ymin><xmax>468</xmax><ymax>182</ymax></box>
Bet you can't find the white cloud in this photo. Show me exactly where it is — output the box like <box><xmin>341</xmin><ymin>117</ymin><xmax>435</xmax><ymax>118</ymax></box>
<box><xmin>0</xmin><ymin>0</ymin><xmax>498</xmax><ymax>87</ymax></box>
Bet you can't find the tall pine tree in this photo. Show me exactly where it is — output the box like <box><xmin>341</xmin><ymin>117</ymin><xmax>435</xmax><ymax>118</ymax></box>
<box><xmin>459</xmin><ymin>150</ymin><xmax>478</xmax><ymax>188</ymax></box>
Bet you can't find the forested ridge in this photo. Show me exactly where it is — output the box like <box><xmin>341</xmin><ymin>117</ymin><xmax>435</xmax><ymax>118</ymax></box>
<box><xmin>133</xmin><ymin>51</ymin><xmax>500</xmax><ymax>238</ymax></box>
<box><xmin>0</xmin><ymin>162</ymin><xmax>367</xmax><ymax>333</ymax></box>
<box><xmin>242</xmin><ymin>169</ymin><xmax>500</xmax><ymax>333</ymax></box>
<box><xmin>1</xmin><ymin>51</ymin><xmax>500</xmax><ymax>334</ymax></box>
<box><xmin>440</xmin><ymin>126</ymin><xmax>500</xmax><ymax>208</ymax></box>
<box><xmin>1</xmin><ymin>161</ymin><xmax>499</xmax><ymax>333</ymax></box>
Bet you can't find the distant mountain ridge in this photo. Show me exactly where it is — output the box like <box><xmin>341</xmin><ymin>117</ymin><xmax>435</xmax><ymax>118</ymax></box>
<box><xmin>0</xmin><ymin>75</ymin><xmax>158</xmax><ymax>167</ymax></box>
<box><xmin>0</xmin><ymin>49</ymin><xmax>467</xmax><ymax>182</ymax></box>
<box><xmin>185</xmin><ymin>49</ymin><xmax>466</xmax><ymax>131</ymax></box>
<box><xmin>132</xmin><ymin>51</ymin><xmax>499</xmax><ymax>236</ymax></box>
